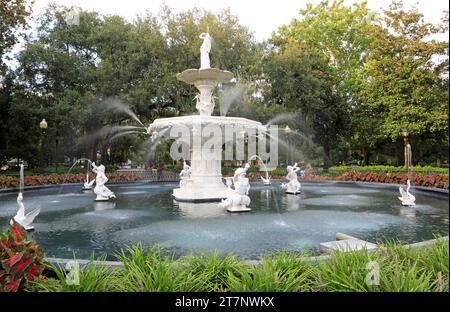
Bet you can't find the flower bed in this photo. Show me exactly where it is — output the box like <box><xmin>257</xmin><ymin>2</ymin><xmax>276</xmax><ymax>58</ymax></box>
<box><xmin>0</xmin><ymin>172</ymin><xmax>145</xmax><ymax>189</ymax></box>
<box><xmin>335</xmin><ymin>172</ymin><xmax>449</xmax><ymax>189</ymax></box>
<box><xmin>329</xmin><ymin>165</ymin><xmax>449</xmax><ymax>175</ymax></box>
<box><xmin>1</xmin><ymin>171</ymin><xmax>448</xmax><ymax>190</ymax></box>
<box><xmin>244</xmin><ymin>171</ymin><xmax>449</xmax><ymax>189</ymax></box>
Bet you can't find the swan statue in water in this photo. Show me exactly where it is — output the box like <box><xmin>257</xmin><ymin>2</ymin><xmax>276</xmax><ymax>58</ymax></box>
<box><xmin>83</xmin><ymin>172</ymin><xmax>93</xmax><ymax>190</ymax></box>
<box><xmin>398</xmin><ymin>179</ymin><xmax>416</xmax><ymax>206</ymax></box>
<box><xmin>260</xmin><ymin>175</ymin><xmax>271</xmax><ymax>185</ymax></box>
<box><xmin>10</xmin><ymin>192</ymin><xmax>40</xmax><ymax>231</ymax></box>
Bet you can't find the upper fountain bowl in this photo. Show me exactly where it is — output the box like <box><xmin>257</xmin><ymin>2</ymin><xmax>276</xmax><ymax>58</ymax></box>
<box><xmin>176</xmin><ymin>68</ymin><xmax>234</xmax><ymax>85</ymax></box>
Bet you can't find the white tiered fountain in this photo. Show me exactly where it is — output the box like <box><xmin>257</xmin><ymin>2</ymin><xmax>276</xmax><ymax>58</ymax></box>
<box><xmin>147</xmin><ymin>33</ymin><xmax>264</xmax><ymax>202</ymax></box>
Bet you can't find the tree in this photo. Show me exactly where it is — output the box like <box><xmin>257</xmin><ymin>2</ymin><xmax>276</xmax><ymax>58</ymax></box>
<box><xmin>0</xmin><ymin>0</ymin><xmax>33</xmax><ymax>74</ymax></box>
<box><xmin>6</xmin><ymin>4</ymin><xmax>263</xmax><ymax>167</ymax></box>
<box><xmin>357</xmin><ymin>1</ymin><xmax>449</xmax><ymax>164</ymax></box>
<box><xmin>269</xmin><ymin>0</ymin><xmax>375</xmax><ymax>166</ymax></box>
<box><xmin>0</xmin><ymin>0</ymin><xmax>33</xmax><ymax>164</ymax></box>
<box><xmin>263</xmin><ymin>41</ymin><xmax>346</xmax><ymax>166</ymax></box>
<box><xmin>274</xmin><ymin>0</ymin><xmax>373</xmax><ymax>101</ymax></box>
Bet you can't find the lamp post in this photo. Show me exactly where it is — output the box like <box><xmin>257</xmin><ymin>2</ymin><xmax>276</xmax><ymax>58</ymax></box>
<box><xmin>39</xmin><ymin>118</ymin><xmax>48</xmax><ymax>175</ymax></box>
<box><xmin>401</xmin><ymin>128</ymin><xmax>409</xmax><ymax>168</ymax></box>
<box><xmin>285</xmin><ymin>125</ymin><xmax>292</xmax><ymax>165</ymax></box>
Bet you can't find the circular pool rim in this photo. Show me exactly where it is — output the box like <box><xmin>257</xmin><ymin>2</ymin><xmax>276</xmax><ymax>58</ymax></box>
<box><xmin>1</xmin><ymin>180</ymin><xmax>448</xmax><ymax>265</ymax></box>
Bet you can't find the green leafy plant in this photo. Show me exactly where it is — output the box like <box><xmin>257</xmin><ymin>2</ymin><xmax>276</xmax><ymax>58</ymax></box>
<box><xmin>29</xmin><ymin>254</ymin><xmax>120</xmax><ymax>292</ymax></box>
<box><xmin>0</xmin><ymin>221</ymin><xmax>45</xmax><ymax>292</ymax></box>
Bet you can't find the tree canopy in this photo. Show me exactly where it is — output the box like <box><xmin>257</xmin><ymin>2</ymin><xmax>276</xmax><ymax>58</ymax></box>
<box><xmin>0</xmin><ymin>0</ymin><xmax>448</xmax><ymax>169</ymax></box>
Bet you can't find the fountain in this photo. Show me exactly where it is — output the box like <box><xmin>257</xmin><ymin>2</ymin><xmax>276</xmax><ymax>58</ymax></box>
<box><xmin>282</xmin><ymin>163</ymin><xmax>301</xmax><ymax>194</ymax></box>
<box><xmin>91</xmin><ymin>162</ymin><xmax>116</xmax><ymax>201</ymax></box>
<box><xmin>82</xmin><ymin>160</ymin><xmax>93</xmax><ymax>190</ymax></box>
<box><xmin>399</xmin><ymin>143</ymin><xmax>416</xmax><ymax>206</ymax></box>
<box><xmin>218</xmin><ymin>163</ymin><xmax>252</xmax><ymax>212</ymax></box>
<box><xmin>248</xmin><ymin>154</ymin><xmax>271</xmax><ymax>185</ymax></box>
<box><xmin>147</xmin><ymin>33</ymin><xmax>264</xmax><ymax>202</ymax></box>
<box><xmin>10</xmin><ymin>164</ymin><xmax>40</xmax><ymax>230</ymax></box>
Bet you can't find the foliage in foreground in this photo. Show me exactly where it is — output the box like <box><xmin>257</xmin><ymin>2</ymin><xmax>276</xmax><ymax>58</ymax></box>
<box><xmin>28</xmin><ymin>239</ymin><xmax>449</xmax><ymax>292</ymax></box>
<box><xmin>0</xmin><ymin>222</ymin><xmax>45</xmax><ymax>292</ymax></box>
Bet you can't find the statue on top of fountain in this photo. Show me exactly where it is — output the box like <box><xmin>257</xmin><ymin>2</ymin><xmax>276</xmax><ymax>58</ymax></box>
<box><xmin>219</xmin><ymin>163</ymin><xmax>251</xmax><ymax>212</ymax></box>
<box><xmin>199</xmin><ymin>32</ymin><xmax>212</xmax><ymax>69</ymax></box>
<box><xmin>179</xmin><ymin>160</ymin><xmax>192</xmax><ymax>188</ymax></box>
<box><xmin>175</xmin><ymin>31</ymin><xmax>234</xmax><ymax>118</ymax></box>
<box><xmin>282</xmin><ymin>163</ymin><xmax>301</xmax><ymax>194</ymax></box>
<box><xmin>90</xmin><ymin>162</ymin><xmax>116</xmax><ymax>201</ymax></box>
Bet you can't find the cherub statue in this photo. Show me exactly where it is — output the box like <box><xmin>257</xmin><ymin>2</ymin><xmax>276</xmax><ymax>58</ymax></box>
<box><xmin>282</xmin><ymin>163</ymin><xmax>301</xmax><ymax>194</ymax></box>
<box><xmin>91</xmin><ymin>162</ymin><xmax>116</xmax><ymax>201</ymax></box>
<box><xmin>179</xmin><ymin>160</ymin><xmax>192</xmax><ymax>188</ymax></box>
<box><xmin>219</xmin><ymin>163</ymin><xmax>251</xmax><ymax>212</ymax></box>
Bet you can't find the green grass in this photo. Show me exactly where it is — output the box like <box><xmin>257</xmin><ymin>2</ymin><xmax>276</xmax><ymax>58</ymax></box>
<box><xmin>27</xmin><ymin>239</ymin><xmax>449</xmax><ymax>292</ymax></box>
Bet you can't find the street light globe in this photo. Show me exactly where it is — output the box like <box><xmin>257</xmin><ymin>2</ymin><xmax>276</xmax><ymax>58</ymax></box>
<box><xmin>40</xmin><ymin>118</ymin><xmax>48</xmax><ymax>129</ymax></box>
<box><xmin>285</xmin><ymin>125</ymin><xmax>291</xmax><ymax>134</ymax></box>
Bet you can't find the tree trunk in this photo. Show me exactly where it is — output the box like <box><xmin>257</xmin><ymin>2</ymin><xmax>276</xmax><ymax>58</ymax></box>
<box><xmin>362</xmin><ymin>149</ymin><xmax>371</xmax><ymax>166</ymax></box>
<box><xmin>323</xmin><ymin>145</ymin><xmax>333</xmax><ymax>169</ymax></box>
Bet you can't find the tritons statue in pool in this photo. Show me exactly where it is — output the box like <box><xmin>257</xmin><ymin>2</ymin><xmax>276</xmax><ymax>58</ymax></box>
<box><xmin>11</xmin><ymin>192</ymin><xmax>40</xmax><ymax>231</ymax></box>
<box><xmin>282</xmin><ymin>163</ymin><xmax>301</xmax><ymax>194</ymax></box>
<box><xmin>90</xmin><ymin>162</ymin><xmax>116</xmax><ymax>201</ymax></box>
<box><xmin>219</xmin><ymin>163</ymin><xmax>251</xmax><ymax>212</ymax></box>
<box><xmin>398</xmin><ymin>179</ymin><xmax>416</xmax><ymax>206</ymax></box>
<box><xmin>179</xmin><ymin>160</ymin><xmax>192</xmax><ymax>188</ymax></box>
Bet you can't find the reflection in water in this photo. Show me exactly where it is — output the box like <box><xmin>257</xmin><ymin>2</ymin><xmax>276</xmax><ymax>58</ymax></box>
<box><xmin>174</xmin><ymin>201</ymin><xmax>227</xmax><ymax>218</ymax></box>
<box><xmin>399</xmin><ymin>206</ymin><xmax>416</xmax><ymax>219</ymax></box>
<box><xmin>281</xmin><ymin>194</ymin><xmax>303</xmax><ymax>211</ymax></box>
<box><xmin>94</xmin><ymin>201</ymin><xmax>116</xmax><ymax>211</ymax></box>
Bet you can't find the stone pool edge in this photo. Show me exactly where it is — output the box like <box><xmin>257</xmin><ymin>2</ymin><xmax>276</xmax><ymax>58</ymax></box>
<box><xmin>44</xmin><ymin>235</ymin><xmax>449</xmax><ymax>273</ymax></box>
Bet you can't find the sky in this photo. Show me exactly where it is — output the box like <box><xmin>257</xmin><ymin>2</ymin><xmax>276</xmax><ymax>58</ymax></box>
<box><xmin>30</xmin><ymin>0</ymin><xmax>449</xmax><ymax>41</ymax></box>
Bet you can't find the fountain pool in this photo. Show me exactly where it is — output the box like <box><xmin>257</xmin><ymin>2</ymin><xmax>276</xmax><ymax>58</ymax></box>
<box><xmin>0</xmin><ymin>181</ymin><xmax>447</xmax><ymax>260</ymax></box>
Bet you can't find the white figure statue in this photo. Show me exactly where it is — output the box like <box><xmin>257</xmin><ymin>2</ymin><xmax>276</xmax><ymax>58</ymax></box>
<box><xmin>179</xmin><ymin>160</ymin><xmax>192</xmax><ymax>188</ymax></box>
<box><xmin>282</xmin><ymin>163</ymin><xmax>301</xmax><ymax>194</ymax></box>
<box><xmin>91</xmin><ymin>162</ymin><xmax>116</xmax><ymax>201</ymax></box>
<box><xmin>10</xmin><ymin>192</ymin><xmax>40</xmax><ymax>231</ymax></box>
<box><xmin>398</xmin><ymin>179</ymin><xmax>416</xmax><ymax>206</ymax></box>
<box><xmin>219</xmin><ymin>163</ymin><xmax>251</xmax><ymax>212</ymax></box>
<box><xmin>199</xmin><ymin>33</ymin><xmax>212</xmax><ymax>69</ymax></box>
<box><xmin>194</xmin><ymin>91</ymin><xmax>214</xmax><ymax>116</ymax></box>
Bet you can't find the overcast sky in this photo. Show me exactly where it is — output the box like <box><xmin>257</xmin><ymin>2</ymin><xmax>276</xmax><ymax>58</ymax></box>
<box><xmin>30</xmin><ymin>0</ymin><xmax>449</xmax><ymax>41</ymax></box>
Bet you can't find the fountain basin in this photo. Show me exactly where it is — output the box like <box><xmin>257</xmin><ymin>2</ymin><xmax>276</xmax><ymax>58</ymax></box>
<box><xmin>0</xmin><ymin>181</ymin><xmax>447</xmax><ymax>260</ymax></box>
<box><xmin>149</xmin><ymin>115</ymin><xmax>264</xmax><ymax>202</ymax></box>
<box><xmin>176</xmin><ymin>68</ymin><xmax>234</xmax><ymax>85</ymax></box>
